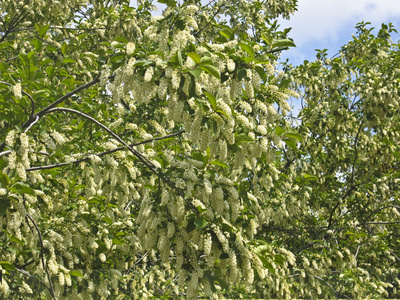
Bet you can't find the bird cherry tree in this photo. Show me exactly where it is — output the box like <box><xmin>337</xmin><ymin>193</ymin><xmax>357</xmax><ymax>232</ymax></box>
<box><xmin>1</xmin><ymin>0</ymin><xmax>400</xmax><ymax>299</ymax></box>
<box><xmin>0</xmin><ymin>0</ymin><xmax>300</xmax><ymax>298</ymax></box>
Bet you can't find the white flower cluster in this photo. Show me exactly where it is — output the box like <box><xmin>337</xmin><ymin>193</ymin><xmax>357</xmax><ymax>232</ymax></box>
<box><xmin>5</xmin><ymin>129</ymin><xmax>17</xmax><ymax>146</ymax></box>
<box><xmin>144</xmin><ymin>67</ymin><xmax>154</xmax><ymax>82</ymax></box>
<box><xmin>126</xmin><ymin>42</ymin><xmax>135</xmax><ymax>55</ymax></box>
<box><xmin>13</xmin><ymin>82</ymin><xmax>22</xmax><ymax>99</ymax></box>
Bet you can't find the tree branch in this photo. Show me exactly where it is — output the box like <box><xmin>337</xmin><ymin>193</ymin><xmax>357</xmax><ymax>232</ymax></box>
<box><xmin>314</xmin><ymin>275</ymin><xmax>338</xmax><ymax>298</ymax></box>
<box><xmin>350</xmin><ymin>121</ymin><xmax>364</xmax><ymax>185</ymax></box>
<box><xmin>362</xmin><ymin>221</ymin><xmax>400</xmax><ymax>225</ymax></box>
<box><xmin>0</xmin><ymin>80</ymin><xmax>35</xmax><ymax>120</ymax></box>
<box><xmin>0</xmin><ymin>0</ymin><xmax>29</xmax><ymax>43</ymax></box>
<box><xmin>26</xmin><ymin>130</ymin><xmax>185</xmax><ymax>172</ymax></box>
<box><xmin>44</xmin><ymin>107</ymin><xmax>183</xmax><ymax>196</ymax></box>
<box><xmin>33</xmin><ymin>74</ymin><xmax>101</xmax><ymax>120</ymax></box>
<box><xmin>194</xmin><ymin>4</ymin><xmax>224</xmax><ymax>38</ymax></box>
<box><xmin>0</xmin><ymin>150</ymin><xmax>12</xmax><ymax>157</ymax></box>
<box><xmin>327</xmin><ymin>186</ymin><xmax>355</xmax><ymax>230</ymax></box>
<box><xmin>25</xmin><ymin>213</ymin><xmax>56</xmax><ymax>300</ymax></box>
<box><xmin>0</xmin><ymin>75</ymin><xmax>104</xmax><ymax>152</ymax></box>
<box><xmin>363</xmin><ymin>205</ymin><xmax>400</xmax><ymax>224</ymax></box>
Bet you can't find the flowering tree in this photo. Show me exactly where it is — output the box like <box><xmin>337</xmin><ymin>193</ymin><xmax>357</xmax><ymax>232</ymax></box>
<box><xmin>0</xmin><ymin>0</ymin><xmax>399</xmax><ymax>298</ymax></box>
<box><xmin>281</xmin><ymin>22</ymin><xmax>400</xmax><ymax>298</ymax></box>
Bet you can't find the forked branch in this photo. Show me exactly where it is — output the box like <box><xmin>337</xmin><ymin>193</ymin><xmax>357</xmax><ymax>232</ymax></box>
<box><xmin>45</xmin><ymin>107</ymin><xmax>182</xmax><ymax>195</ymax></box>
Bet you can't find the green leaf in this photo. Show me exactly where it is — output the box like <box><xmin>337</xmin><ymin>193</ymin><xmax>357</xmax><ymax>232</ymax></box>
<box><xmin>61</xmin><ymin>43</ymin><xmax>67</xmax><ymax>55</ymax></box>
<box><xmin>115</xmin><ymin>36</ymin><xmax>128</xmax><ymax>43</ymax></box>
<box><xmin>210</xmin><ymin>160</ymin><xmax>228</xmax><ymax>168</ymax></box>
<box><xmin>215</xmin><ymin>276</ymin><xmax>230</xmax><ymax>290</ymax></box>
<box><xmin>11</xmin><ymin>236</ymin><xmax>24</xmax><ymax>246</ymax></box>
<box><xmin>177</xmin><ymin>50</ymin><xmax>183</xmax><ymax>66</ymax></box>
<box><xmin>62</xmin><ymin>58</ymin><xmax>75</xmax><ymax>64</ymax></box>
<box><xmin>0</xmin><ymin>198</ymin><xmax>10</xmax><ymax>217</ymax></box>
<box><xmin>255</xmin><ymin>65</ymin><xmax>267</xmax><ymax>81</ymax></box>
<box><xmin>261</xmin><ymin>31</ymin><xmax>272</xmax><ymax>45</ymax></box>
<box><xmin>70</xmin><ymin>270</ymin><xmax>84</xmax><ymax>278</ymax></box>
<box><xmin>196</xmin><ymin>206</ymin><xmax>207</xmax><ymax>213</ymax></box>
<box><xmin>212</xmin><ymin>119</ymin><xmax>218</xmax><ymax>135</ymax></box>
<box><xmin>239</xmin><ymin>42</ymin><xmax>254</xmax><ymax>56</ymax></box>
<box><xmin>274</xmin><ymin>254</ymin><xmax>286</xmax><ymax>265</ymax></box>
<box><xmin>0</xmin><ymin>171</ymin><xmax>9</xmax><ymax>187</ymax></box>
<box><xmin>31</xmin><ymin>39</ymin><xmax>43</xmax><ymax>52</ymax></box>
<box><xmin>279</xmin><ymin>78</ymin><xmax>291</xmax><ymax>89</ymax></box>
<box><xmin>203</xmin><ymin>91</ymin><xmax>216</xmax><ymax>110</ymax></box>
<box><xmin>33</xmin><ymin>89</ymin><xmax>50</xmax><ymax>99</ymax></box>
<box><xmin>216</xmin><ymin>109</ymin><xmax>230</xmax><ymax>119</ymax></box>
<box><xmin>186</xmin><ymin>218</ymin><xmax>196</xmax><ymax>232</ymax></box>
<box><xmin>194</xmin><ymin>217</ymin><xmax>207</xmax><ymax>230</ymax></box>
<box><xmin>275</xmin><ymin>126</ymin><xmax>285</xmax><ymax>136</ymax></box>
<box><xmin>112</xmin><ymin>237</ymin><xmax>124</xmax><ymax>245</ymax></box>
<box><xmin>187</xmin><ymin>52</ymin><xmax>201</xmax><ymax>64</ymax></box>
<box><xmin>188</xmin><ymin>67</ymin><xmax>202</xmax><ymax>79</ymax></box>
<box><xmin>236</xmin><ymin>133</ymin><xmax>254</xmax><ymax>143</ymax></box>
<box><xmin>304</xmin><ymin>173</ymin><xmax>318</xmax><ymax>181</ymax></box>
<box><xmin>11</xmin><ymin>183</ymin><xmax>35</xmax><ymax>195</ymax></box>
<box><xmin>35</xmin><ymin>24</ymin><xmax>49</xmax><ymax>38</ymax></box>
<box><xmin>200</xmin><ymin>56</ymin><xmax>213</xmax><ymax>65</ymax></box>
<box><xmin>102</xmin><ymin>217</ymin><xmax>113</xmax><ymax>225</ymax></box>
<box><xmin>258</xmin><ymin>255</ymin><xmax>276</xmax><ymax>274</ymax></box>
<box><xmin>283</xmin><ymin>138</ymin><xmax>297</xmax><ymax>151</ymax></box>
<box><xmin>192</xmin><ymin>152</ymin><xmax>207</xmax><ymax>165</ymax></box>
<box><xmin>244</xmin><ymin>57</ymin><xmax>255</xmax><ymax>63</ymax></box>
<box><xmin>272</xmin><ymin>39</ymin><xmax>296</xmax><ymax>48</ymax></box>
<box><xmin>254</xmin><ymin>245</ymin><xmax>269</xmax><ymax>255</ymax></box>
<box><xmin>200</xmin><ymin>65</ymin><xmax>220</xmax><ymax>80</ymax></box>
<box><xmin>157</xmin><ymin>0</ymin><xmax>177</xmax><ymax>6</ymax></box>
<box><xmin>220</xmin><ymin>28</ymin><xmax>233</xmax><ymax>40</ymax></box>
<box><xmin>0</xmin><ymin>261</ymin><xmax>16</xmax><ymax>271</ymax></box>
<box><xmin>285</xmin><ymin>132</ymin><xmax>303</xmax><ymax>142</ymax></box>
<box><xmin>133</xmin><ymin>59</ymin><xmax>152</xmax><ymax>67</ymax></box>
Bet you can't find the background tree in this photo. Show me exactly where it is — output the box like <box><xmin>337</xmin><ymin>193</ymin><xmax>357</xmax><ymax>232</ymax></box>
<box><xmin>277</xmin><ymin>22</ymin><xmax>400</xmax><ymax>298</ymax></box>
<box><xmin>0</xmin><ymin>0</ymin><xmax>399</xmax><ymax>299</ymax></box>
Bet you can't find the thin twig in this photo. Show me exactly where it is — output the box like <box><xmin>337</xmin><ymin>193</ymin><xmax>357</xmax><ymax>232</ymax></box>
<box><xmin>362</xmin><ymin>221</ymin><xmax>400</xmax><ymax>225</ymax></box>
<box><xmin>389</xmin><ymin>249</ymin><xmax>400</xmax><ymax>262</ymax></box>
<box><xmin>194</xmin><ymin>4</ymin><xmax>224</xmax><ymax>37</ymax></box>
<box><xmin>0</xmin><ymin>75</ymin><xmax>103</xmax><ymax>152</ymax></box>
<box><xmin>49</xmin><ymin>26</ymin><xmax>107</xmax><ymax>31</ymax></box>
<box><xmin>354</xmin><ymin>245</ymin><xmax>360</xmax><ymax>259</ymax></box>
<box><xmin>350</xmin><ymin>121</ymin><xmax>364</xmax><ymax>185</ymax></box>
<box><xmin>0</xmin><ymin>81</ymin><xmax>35</xmax><ymax>120</ymax></box>
<box><xmin>0</xmin><ymin>150</ymin><xmax>12</xmax><ymax>157</ymax></box>
<box><xmin>24</xmin><ymin>115</ymin><xmax>39</xmax><ymax>133</ymax></box>
<box><xmin>44</xmin><ymin>107</ymin><xmax>183</xmax><ymax>196</ymax></box>
<box><xmin>34</xmin><ymin>75</ymin><xmax>102</xmax><ymax>120</ymax></box>
<box><xmin>314</xmin><ymin>275</ymin><xmax>338</xmax><ymax>298</ymax></box>
<box><xmin>16</xmin><ymin>260</ymin><xmax>35</xmax><ymax>269</ymax></box>
<box><xmin>26</xmin><ymin>131</ymin><xmax>184</xmax><ymax>172</ymax></box>
<box><xmin>15</xmin><ymin>267</ymin><xmax>33</xmax><ymax>279</ymax></box>
<box><xmin>25</xmin><ymin>213</ymin><xmax>56</xmax><ymax>300</ymax></box>
<box><xmin>327</xmin><ymin>187</ymin><xmax>355</xmax><ymax>230</ymax></box>
<box><xmin>363</xmin><ymin>205</ymin><xmax>400</xmax><ymax>224</ymax></box>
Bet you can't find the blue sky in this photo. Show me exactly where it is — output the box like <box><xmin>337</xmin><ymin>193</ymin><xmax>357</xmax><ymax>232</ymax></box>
<box><xmin>278</xmin><ymin>0</ymin><xmax>400</xmax><ymax>65</ymax></box>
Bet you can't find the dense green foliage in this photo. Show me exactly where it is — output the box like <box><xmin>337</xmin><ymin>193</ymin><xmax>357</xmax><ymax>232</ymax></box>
<box><xmin>0</xmin><ymin>0</ymin><xmax>399</xmax><ymax>298</ymax></box>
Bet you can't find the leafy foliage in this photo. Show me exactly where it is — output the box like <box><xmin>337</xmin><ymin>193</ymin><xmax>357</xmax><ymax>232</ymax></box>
<box><xmin>0</xmin><ymin>0</ymin><xmax>399</xmax><ymax>299</ymax></box>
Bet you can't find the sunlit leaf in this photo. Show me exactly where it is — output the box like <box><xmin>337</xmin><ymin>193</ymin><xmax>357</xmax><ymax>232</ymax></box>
<box><xmin>210</xmin><ymin>160</ymin><xmax>228</xmax><ymax>168</ymax></box>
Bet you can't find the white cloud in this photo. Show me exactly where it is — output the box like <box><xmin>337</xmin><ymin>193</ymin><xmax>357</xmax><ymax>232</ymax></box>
<box><xmin>280</xmin><ymin>0</ymin><xmax>400</xmax><ymax>46</ymax></box>
<box><xmin>278</xmin><ymin>0</ymin><xmax>400</xmax><ymax>64</ymax></box>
